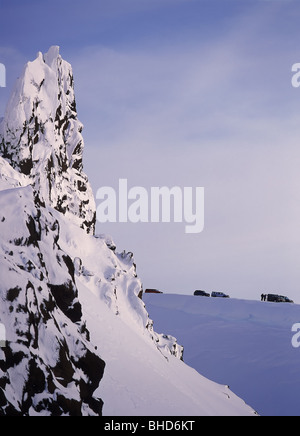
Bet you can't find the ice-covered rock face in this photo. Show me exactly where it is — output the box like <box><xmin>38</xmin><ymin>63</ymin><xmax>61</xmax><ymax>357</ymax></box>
<box><xmin>0</xmin><ymin>184</ymin><xmax>105</xmax><ymax>416</ymax></box>
<box><xmin>0</xmin><ymin>46</ymin><xmax>96</xmax><ymax>234</ymax></box>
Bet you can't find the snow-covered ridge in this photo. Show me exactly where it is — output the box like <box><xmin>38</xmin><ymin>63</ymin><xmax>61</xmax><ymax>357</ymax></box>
<box><xmin>0</xmin><ymin>47</ymin><xmax>256</xmax><ymax>416</ymax></box>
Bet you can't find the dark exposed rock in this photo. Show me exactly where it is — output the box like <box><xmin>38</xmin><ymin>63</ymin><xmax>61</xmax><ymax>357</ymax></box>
<box><xmin>49</xmin><ymin>281</ymin><xmax>82</xmax><ymax>323</ymax></box>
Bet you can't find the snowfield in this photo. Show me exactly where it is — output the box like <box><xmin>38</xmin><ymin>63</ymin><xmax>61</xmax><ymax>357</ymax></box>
<box><xmin>144</xmin><ymin>293</ymin><xmax>300</xmax><ymax>416</ymax></box>
<box><xmin>79</xmin><ymin>285</ymin><xmax>257</xmax><ymax>417</ymax></box>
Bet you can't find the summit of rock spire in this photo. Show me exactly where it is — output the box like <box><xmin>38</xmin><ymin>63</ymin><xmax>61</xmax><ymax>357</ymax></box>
<box><xmin>0</xmin><ymin>46</ymin><xmax>96</xmax><ymax>234</ymax></box>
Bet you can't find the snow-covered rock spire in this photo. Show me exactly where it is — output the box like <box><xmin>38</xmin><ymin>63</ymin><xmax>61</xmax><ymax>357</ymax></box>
<box><xmin>0</xmin><ymin>46</ymin><xmax>96</xmax><ymax>234</ymax></box>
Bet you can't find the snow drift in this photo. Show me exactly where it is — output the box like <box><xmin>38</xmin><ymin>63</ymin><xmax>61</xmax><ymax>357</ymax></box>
<box><xmin>0</xmin><ymin>47</ymin><xmax>256</xmax><ymax>416</ymax></box>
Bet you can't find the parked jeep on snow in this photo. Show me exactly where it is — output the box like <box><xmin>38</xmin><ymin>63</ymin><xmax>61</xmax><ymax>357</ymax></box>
<box><xmin>211</xmin><ymin>292</ymin><xmax>230</xmax><ymax>299</ymax></box>
<box><xmin>194</xmin><ymin>290</ymin><xmax>210</xmax><ymax>297</ymax></box>
<box><xmin>145</xmin><ymin>289</ymin><xmax>163</xmax><ymax>295</ymax></box>
<box><xmin>267</xmin><ymin>294</ymin><xmax>294</xmax><ymax>303</ymax></box>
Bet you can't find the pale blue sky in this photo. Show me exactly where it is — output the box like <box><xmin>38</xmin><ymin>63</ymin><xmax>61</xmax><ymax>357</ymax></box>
<box><xmin>1</xmin><ymin>0</ymin><xmax>300</xmax><ymax>301</ymax></box>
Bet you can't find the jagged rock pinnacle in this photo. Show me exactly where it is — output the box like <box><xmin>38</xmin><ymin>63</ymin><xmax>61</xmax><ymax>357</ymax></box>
<box><xmin>0</xmin><ymin>46</ymin><xmax>96</xmax><ymax>234</ymax></box>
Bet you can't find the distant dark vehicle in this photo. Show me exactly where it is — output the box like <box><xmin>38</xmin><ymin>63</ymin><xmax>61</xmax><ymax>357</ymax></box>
<box><xmin>267</xmin><ymin>294</ymin><xmax>279</xmax><ymax>302</ymax></box>
<box><xmin>211</xmin><ymin>291</ymin><xmax>230</xmax><ymax>299</ymax></box>
<box><xmin>281</xmin><ymin>296</ymin><xmax>294</xmax><ymax>303</ymax></box>
<box><xmin>267</xmin><ymin>294</ymin><xmax>294</xmax><ymax>303</ymax></box>
<box><xmin>194</xmin><ymin>290</ymin><xmax>210</xmax><ymax>297</ymax></box>
<box><xmin>145</xmin><ymin>289</ymin><xmax>163</xmax><ymax>294</ymax></box>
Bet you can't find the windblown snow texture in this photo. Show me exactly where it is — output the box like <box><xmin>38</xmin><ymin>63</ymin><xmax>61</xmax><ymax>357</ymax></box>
<box><xmin>0</xmin><ymin>47</ymin><xmax>256</xmax><ymax>416</ymax></box>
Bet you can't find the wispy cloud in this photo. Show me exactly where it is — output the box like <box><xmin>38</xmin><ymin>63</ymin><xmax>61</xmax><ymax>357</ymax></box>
<box><xmin>72</xmin><ymin>10</ymin><xmax>298</xmax><ymax>153</ymax></box>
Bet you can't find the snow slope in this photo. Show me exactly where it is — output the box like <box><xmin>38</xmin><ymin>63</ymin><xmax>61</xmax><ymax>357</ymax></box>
<box><xmin>57</xmin><ymin>216</ymin><xmax>256</xmax><ymax>416</ymax></box>
<box><xmin>144</xmin><ymin>294</ymin><xmax>300</xmax><ymax>416</ymax></box>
